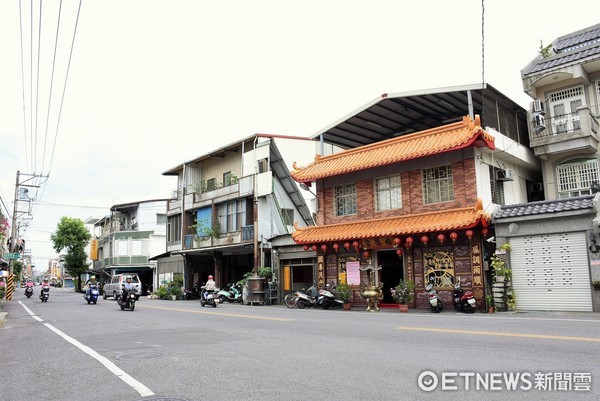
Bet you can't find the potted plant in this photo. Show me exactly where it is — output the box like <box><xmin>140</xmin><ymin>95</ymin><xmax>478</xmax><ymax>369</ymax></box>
<box><xmin>336</xmin><ymin>282</ymin><xmax>351</xmax><ymax>310</ymax></box>
<box><xmin>490</xmin><ymin>243</ymin><xmax>512</xmax><ymax>282</ymax></box>
<box><xmin>485</xmin><ymin>294</ymin><xmax>495</xmax><ymax>313</ymax></box>
<box><xmin>169</xmin><ymin>285</ymin><xmax>183</xmax><ymax>300</ymax></box>
<box><xmin>391</xmin><ymin>279</ymin><xmax>415</xmax><ymax>312</ymax></box>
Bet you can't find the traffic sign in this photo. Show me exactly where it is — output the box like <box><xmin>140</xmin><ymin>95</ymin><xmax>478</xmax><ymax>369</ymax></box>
<box><xmin>3</xmin><ymin>253</ymin><xmax>21</xmax><ymax>260</ymax></box>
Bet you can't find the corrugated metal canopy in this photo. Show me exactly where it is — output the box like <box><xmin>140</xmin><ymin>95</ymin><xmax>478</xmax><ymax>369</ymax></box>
<box><xmin>311</xmin><ymin>83</ymin><xmax>525</xmax><ymax>149</ymax></box>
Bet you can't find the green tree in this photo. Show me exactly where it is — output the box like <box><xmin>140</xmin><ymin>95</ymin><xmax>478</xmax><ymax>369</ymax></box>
<box><xmin>50</xmin><ymin>217</ymin><xmax>91</xmax><ymax>292</ymax></box>
<box><xmin>13</xmin><ymin>260</ymin><xmax>23</xmax><ymax>282</ymax></box>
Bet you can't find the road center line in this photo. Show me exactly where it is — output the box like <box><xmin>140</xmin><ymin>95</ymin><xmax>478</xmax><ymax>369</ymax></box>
<box><xmin>18</xmin><ymin>302</ymin><xmax>154</xmax><ymax>397</ymax></box>
<box><xmin>138</xmin><ymin>304</ymin><xmax>292</xmax><ymax>321</ymax></box>
<box><xmin>395</xmin><ymin>326</ymin><xmax>600</xmax><ymax>343</ymax></box>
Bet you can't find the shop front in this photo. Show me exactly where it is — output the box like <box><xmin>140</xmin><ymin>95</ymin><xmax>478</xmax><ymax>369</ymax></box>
<box><xmin>293</xmin><ymin>201</ymin><xmax>491</xmax><ymax>310</ymax></box>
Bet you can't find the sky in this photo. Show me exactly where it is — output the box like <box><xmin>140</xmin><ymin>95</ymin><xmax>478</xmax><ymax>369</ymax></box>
<box><xmin>0</xmin><ymin>0</ymin><xmax>598</xmax><ymax>271</ymax></box>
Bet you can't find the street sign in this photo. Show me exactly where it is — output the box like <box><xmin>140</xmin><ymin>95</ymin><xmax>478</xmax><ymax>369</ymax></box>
<box><xmin>3</xmin><ymin>253</ymin><xmax>21</xmax><ymax>260</ymax></box>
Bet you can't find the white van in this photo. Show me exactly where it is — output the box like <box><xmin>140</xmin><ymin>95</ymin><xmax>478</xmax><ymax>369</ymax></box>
<box><xmin>102</xmin><ymin>273</ymin><xmax>141</xmax><ymax>300</ymax></box>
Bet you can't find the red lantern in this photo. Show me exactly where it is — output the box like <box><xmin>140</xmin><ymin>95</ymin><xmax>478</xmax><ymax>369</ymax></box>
<box><xmin>481</xmin><ymin>228</ymin><xmax>489</xmax><ymax>237</ymax></box>
<box><xmin>333</xmin><ymin>243</ymin><xmax>339</xmax><ymax>252</ymax></box>
<box><xmin>421</xmin><ymin>235</ymin><xmax>429</xmax><ymax>246</ymax></box>
<box><xmin>465</xmin><ymin>229</ymin><xmax>474</xmax><ymax>241</ymax></box>
<box><xmin>363</xmin><ymin>250</ymin><xmax>370</xmax><ymax>258</ymax></box>
<box><xmin>437</xmin><ymin>233</ymin><xmax>445</xmax><ymax>244</ymax></box>
<box><xmin>343</xmin><ymin>242</ymin><xmax>351</xmax><ymax>251</ymax></box>
<box><xmin>321</xmin><ymin>244</ymin><xmax>328</xmax><ymax>252</ymax></box>
<box><xmin>311</xmin><ymin>244</ymin><xmax>318</xmax><ymax>252</ymax></box>
<box><xmin>405</xmin><ymin>236</ymin><xmax>414</xmax><ymax>248</ymax></box>
<box><xmin>393</xmin><ymin>237</ymin><xmax>402</xmax><ymax>247</ymax></box>
<box><xmin>449</xmin><ymin>231</ymin><xmax>458</xmax><ymax>243</ymax></box>
<box><xmin>303</xmin><ymin>245</ymin><xmax>309</xmax><ymax>251</ymax></box>
<box><xmin>396</xmin><ymin>248</ymin><xmax>403</xmax><ymax>256</ymax></box>
<box><xmin>352</xmin><ymin>240</ymin><xmax>360</xmax><ymax>249</ymax></box>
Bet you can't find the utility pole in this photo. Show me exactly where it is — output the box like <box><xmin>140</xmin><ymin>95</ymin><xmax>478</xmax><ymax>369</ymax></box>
<box><xmin>8</xmin><ymin>170</ymin><xmax>20</xmax><ymax>276</ymax></box>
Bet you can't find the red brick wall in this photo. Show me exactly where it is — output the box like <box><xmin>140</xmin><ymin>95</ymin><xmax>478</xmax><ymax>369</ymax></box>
<box><xmin>316</xmin><ymin>158</ymin><xmax>478</xmax><ymax>225</ymax></box>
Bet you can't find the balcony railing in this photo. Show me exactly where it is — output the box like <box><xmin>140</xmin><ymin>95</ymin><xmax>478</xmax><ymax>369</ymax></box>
<box><xmin>530</xmin><ymin>107</ymin><xmax>599</xmax><ymax>156</ymax></box>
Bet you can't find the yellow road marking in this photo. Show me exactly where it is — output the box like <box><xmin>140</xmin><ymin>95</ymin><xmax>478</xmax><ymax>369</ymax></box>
<box><xmin>138</xmin><ymin>304</ymin><xmax>292</xmax><ymax>321</ymax></box>
<box><xmin>396</xmin><ymin>326</ymin><xmax>600</xmax><ymax>343</ymax></box>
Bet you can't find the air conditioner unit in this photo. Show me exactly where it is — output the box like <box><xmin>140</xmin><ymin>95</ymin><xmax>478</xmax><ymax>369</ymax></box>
<box><xmin>531</xmin><ymin>99</ymin><xmax>545</xmax><ymax>115</ymax></box>
<box><xmin>532</xmin><ymin>114</ymin><xmax>546</xmax><ymax>133</ymax></box>
<box><xmin>496</xmin><ymin>169</ymin><xmax>514</xmax><ymax>181</ymax></box>
<box><xmin>530</xmin><ymin>182</ymin><xmax>543</xmax><ymax>193</ymax></box>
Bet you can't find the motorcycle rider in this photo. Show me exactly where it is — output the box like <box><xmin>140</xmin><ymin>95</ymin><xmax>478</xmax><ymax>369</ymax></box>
<box><xmin>40</xmin><ymin>278</ymin><xmax>50</xmax><ymax>297</ymax></box>
<box><xmin>202</xmin><ymin>275</ymin><xmax>216</xmax><ymax>300</ymax></box>
<box><xmin>121</xmin><ymin>276</ymin><xmax>134</xmax><ymax>303</ymax></box>
<box><xmin>24</xmin><ymin>279</ymin><xmax>34</xmax><ymax>295</ymax></box>
<box><xmin>84</xmin><ymin>276</ymin><xmax>98</xmax><ymax>297</ymax></box>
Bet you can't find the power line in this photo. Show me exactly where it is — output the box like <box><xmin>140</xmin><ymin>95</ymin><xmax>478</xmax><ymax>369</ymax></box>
<box><xmin>34</xmin><ymin>200</ymin><xmax>108</xmax><ymax>209</ymax></box>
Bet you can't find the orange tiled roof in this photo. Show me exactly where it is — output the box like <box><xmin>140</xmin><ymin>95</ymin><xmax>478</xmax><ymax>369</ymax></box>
<box><xmin>292</xmin><ymin>200</ymin><xmax>490</xmax><ymax>244</ymax></box>
<box><xmin>291</xmin><ymin>115</ymin><xmax>494</xmax><ymax>183</ymax></box>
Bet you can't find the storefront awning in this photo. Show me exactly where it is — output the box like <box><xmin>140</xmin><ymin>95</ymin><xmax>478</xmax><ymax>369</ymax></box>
<box><xmin>292</xmin><ymin>199</ymin><xmax>490</xmax><ymax>244</ymax></box>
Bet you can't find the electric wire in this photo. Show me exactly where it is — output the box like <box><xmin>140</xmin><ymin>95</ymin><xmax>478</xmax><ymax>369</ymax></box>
<box><xmin>481</xmin><ymin>0</ymin><xmax>485</xmax><ymax>122</ymax></box>
<box><xmin>47</xmin><ymin>0</ymin><xmax>83</xmax><ymax>176</ymax></box>
<box><xmin>18</xmin><ymin>0</ymin><xmax>30</xmax><ymax>172</ymax></box>
<box><xmin>41</xmin><ymin>0</ymin><xmax>63</xmax><ymax>176</ymax></box>
<box><xmin>34</xmin><ymin>0</ymin><xmax>42</xmax><ymax>177</ymax></box>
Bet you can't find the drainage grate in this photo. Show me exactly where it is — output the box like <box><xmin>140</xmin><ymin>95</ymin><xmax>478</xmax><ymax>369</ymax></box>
<box><xmin>114</xmin><ymin>350</ymin><xmax>166</xmax><ymax>361</ymax></box>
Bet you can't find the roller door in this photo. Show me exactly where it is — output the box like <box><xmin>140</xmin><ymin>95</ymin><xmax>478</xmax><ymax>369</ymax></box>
<box><xmin>510</xmin><ymin>232</ymin><xmax>592</xmax><ymax>311</ymax></box>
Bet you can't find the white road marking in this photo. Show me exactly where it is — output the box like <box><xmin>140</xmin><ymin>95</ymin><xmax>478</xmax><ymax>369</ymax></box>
<box><xmin>18</xmin><ymin>301</ymin><xmax>154</xmax><ymax>397</ymax></box>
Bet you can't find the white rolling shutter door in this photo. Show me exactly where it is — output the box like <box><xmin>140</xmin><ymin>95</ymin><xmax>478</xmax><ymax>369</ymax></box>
<box><xmin>511</xmin><ymin>232</ymin><xmax>592</xmax><ymax>312</ymax></box>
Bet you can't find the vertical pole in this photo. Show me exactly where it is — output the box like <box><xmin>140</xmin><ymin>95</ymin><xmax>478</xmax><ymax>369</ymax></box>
<box><xmin>9</xmin><ymin>171</ymin><xmax>20</xmax><ymax>277</ymax></box>
<box><xmin>253</xmin><ymin>198</ymin><xmax>258</xmax><ymax>274</ymax></box>
<box><xmin>181</xmin><ymin>163</ymin><xmax>187</xmax><ymax>287</ymax></box>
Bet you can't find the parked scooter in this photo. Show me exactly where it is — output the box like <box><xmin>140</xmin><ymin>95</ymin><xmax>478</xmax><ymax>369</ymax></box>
<box><xmin>200</xmin><ymin>286</ymin><xmax>219</xmax><ymax>308</ymax></box>
<box><xmin>24</xmin><ymin>286</ymin><xmax>34</xmax><ymax>298</ymax></box>
<box><xmin>453</xmin><ymin>280</ymin><xmax>476</xmax><ymax>313</ymax></box>
<box><xmin>184</xmin><ymin>282</ymin><xmax>201</xmax><ymax>300</ymax></box>
<box><xmin>39</xmin><ymin>285</ymin><xmax>50</xmax><ymax>302</ymax></box>
<box><xmin>117</xmin><ymin>287</ymin><xmax>136</xmax><ymax>311</ymax></box>
<box><xmin>425</xmin><ymin>274</ymin><xmax>443</xmax><ymax>313</ymax></box>
<box><xmin>217</xmin><ymin>283</ymin><xmax>243</xmax><ymax>304</ymax></box>
<box><xmin>84</xmin><ymin>284</ymin><xmax>100</xmax><ymax>304</ymax></box>
<box><xmin>318</xmin><ymin>283</ymin><xmax>344</xmax><ymax>309</ymax></box>
<box><xmin>296</xmin><ymin>285</ymin><xmax>319</xmax><ymax>309</ymax></box>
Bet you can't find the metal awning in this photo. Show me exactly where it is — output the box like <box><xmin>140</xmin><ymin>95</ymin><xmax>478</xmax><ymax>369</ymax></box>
<box><xmin>311</xmin><ymin>83</ymin><xmax>527</xmax><ymax>149</ymax></box>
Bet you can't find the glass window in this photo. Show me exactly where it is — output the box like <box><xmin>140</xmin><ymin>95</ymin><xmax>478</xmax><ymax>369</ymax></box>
<box><xmin>334</xmin><ymin>184</ymin><xmax>357</xmax><ymax>216</ymax></box>
<box><xmin>217</xmin><ymin>199</ymin><xmax>248</xmax><ymax>233</ymax></box>
<box><xmin>375</xmin><ymin>175</ymin><xmax>402</xmax><ymax>211</ymax></box>
<box><xmin>156</xmin><ymin>214</ymin><xmax>167</xmax><ymax>224</ymax></box>
<box><xmin>281</xmin><ymin>208</ymin><xmax>294</xmax><ymax>226</ymax></box>
<box><xmin>206</xmin><ymin>178</ymin><xmax>217</xmax><ymax>191</ymax></box>
<box><xmin>557</xmin><ymin>159</ymin><xmax>599</xmax><ymax>198</ymax></box>
<box><xmin>167</xmin><ymin>214</ymin><xmax>181</xmax><ymax>242</ymax></box>
<box><xmin>236</xmin><ymin>200</ymin><xmax>246</xmax><ymax>230</ymax></box>
<box><xmin>223</xmin><ymin>171</ymin><xmax>232</xmax><ymax>186</ymax></box>
<box><xmin>422</xmin><ymin>166</ymin><xmax>454</xmax><ymax>204</ymax></box>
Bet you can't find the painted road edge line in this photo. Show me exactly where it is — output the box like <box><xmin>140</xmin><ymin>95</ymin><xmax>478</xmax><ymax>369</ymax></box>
<box><xmin>18</xmin><ymin>301</ymin><xmax>154</xmax><ymax>397</ymax></box>
<box><xmin>396</xmin><ymin>326</ymin><xmax>600</xmax><ymax>343</ymax></box>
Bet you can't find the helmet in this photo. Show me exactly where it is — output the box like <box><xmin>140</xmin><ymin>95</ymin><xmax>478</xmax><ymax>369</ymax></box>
<box><xmin>208</xmin><ymin>275</ymin><xmax>213</xmax><ymax>280</ymax></box>
<box><xmin>43</xmin><ymin>278</ymin><xmax>48</xmax><ymax>282</ymax></box>
<box><xmin>126</xmin><ymin>276</ymin><xmax>132</xmax><ymax>281</ymax></box>
<box><xmin>90</xmin><ymin>276</ymin><xmax>96</xmax><ymax>281</ymax></box>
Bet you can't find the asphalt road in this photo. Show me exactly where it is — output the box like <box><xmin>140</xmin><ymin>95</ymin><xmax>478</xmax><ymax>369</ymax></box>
<box><xmin>1</xmin><ymin>287</ymin><xmax>599</xmax><ymax>401</ymax></box>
